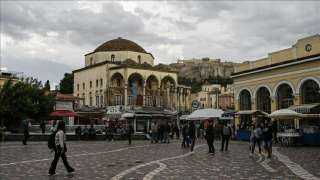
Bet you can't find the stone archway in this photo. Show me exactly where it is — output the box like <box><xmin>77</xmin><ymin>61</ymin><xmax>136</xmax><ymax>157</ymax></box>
<box><xmin>300</xmin><ymin>79</ymin><xmax>320</xmax><ymax>104</ymax></box>
<box><xmin>146</xmin><ymin>75</ymin><xmax>159</xmax><ymax>107</ymax></box>
<box><xmin>110</xmin><ymin>72</ymin><xmax>125</xmax><ymax>106</ymax></box>
<box><xmin>276</xmin><ymin>83</ymin><xmax>294</xmax><ymax>109</ymax></box>
<box><xmin>238</xmin><ymin>89</ymin><xmax>252</xmax><ymax>130</ymax></box>
<box><xmin>128</xmin><ymin>73</ymin><xmax>144</xmax><ymax>106</ymax></box>
<box><xmin>160</xmin><ymin>76</ymin><xmax>176</xmax><ymax>109</ymax></box>
<box><xmin>256</xmin><ymin>87</ymin><xmax>271</xmax><ymax>113</ymax></box>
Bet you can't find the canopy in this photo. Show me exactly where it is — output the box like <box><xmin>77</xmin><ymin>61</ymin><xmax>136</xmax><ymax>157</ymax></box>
<box><xmin>186</xmin><ymin>109</ymin><xmax>224</xmax><ymax>120</ymax></box>
<box><xmin>269</xmin><ymin>109</ymin><xmax>303</xmax><ymax>119</ymax></box>
<box><xmin>50</xmin><ymin>110</ymin><xmax>77</xmax><ymax>117</ymax></box>
<box><xmin>236</xmin><ymin>110</ymin><xmax>268</xmax><ymax>117</ymax></box>
<box><xmin>179</xmin><ymin>115</ymin><xmax>189</xmax><ymax>120</ymax></box>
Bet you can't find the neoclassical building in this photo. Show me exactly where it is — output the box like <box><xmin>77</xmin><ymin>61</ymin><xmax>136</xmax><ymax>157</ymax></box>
<box><xmin>232</xmin><ymin>34</ymin><xmax>320</xmax><ymax>128</ymax></box>
<box><xmin>73</xmin><ymin>37</ymin><xmax>191</xmax><ymax>113</ymax></box>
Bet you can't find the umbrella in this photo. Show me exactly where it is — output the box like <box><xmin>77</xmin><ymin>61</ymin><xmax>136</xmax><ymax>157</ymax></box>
<box><xmin>269</xmin><ymin>109</ymin><xmax>303</xmax><ymax>119</ymax></box>
<box><xmin>186</xmin><ymin>109</ymin><xmax>224</xmax><ymax>120</ymax></box>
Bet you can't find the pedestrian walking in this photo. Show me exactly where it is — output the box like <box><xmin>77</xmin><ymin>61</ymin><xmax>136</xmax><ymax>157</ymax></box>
<box><xmin>48</xmin><ymin>121</ymin><xmax>74</xmax><ymax>176</ymax></box>
<box><xmin>75</xmin><ymin>126</ymin><xmax>82</xmax><ymax>140</ymax></box>
<box><xmin>251</xmin><ymin>124</ymin><xmax>262</xmax><ymax>155</ymax></box>
<box><xmin>163</xmin><ymin>122</ymin><xmax>170</xmax><ymax>143</ymax></box>
<box><xmin>151</xmin><ymin>122</ymin><xmax>158</xmax><ymax>143</ymax></box>
<box><xmin>50</xmin><ymin>120</ymin><xmax>58</xmax><ymax>133</ymax></box>
<box><xmin>189</xmin><ymin>121</ymin><xmax>196</xmax><ymax>151</ymax></box>
<box><xmin>205</xmin><ymin>120</ymin><xmax>215</xmax><ymax>154</ymax></box>
<box><xmin>221</xmin><ymin>123</ymin><xmax>232</xmax><ymax>151</ymax></box>
<box><xmin>127</xmin><ymin>124</ymin><xmax>134</xmax><ymax>145</ymax></box>
<box><xmin>40</xmin><ymin>120</ymin><xmax>46</xmax><ymax>134</ymax></box>
<box><xmin>181</xmin><ymin>123</ymin><xmax>188</xmax><ymax>148</ymax></box>
<box><xmin>263</xmin><ymin>122</ymin><xmax>273</xmax><ymax>158</ymax></box>
<box><xmin>22</xmin><ymin>118</ymin><xmax>31</xmax><ymax>145</ymax></box>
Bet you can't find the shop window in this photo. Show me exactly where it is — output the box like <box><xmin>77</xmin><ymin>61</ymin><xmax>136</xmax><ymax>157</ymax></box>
<box><xmin>115</xmin><ymin>95</ymin><xmax>122</xmax><ymax>105</ymax></box>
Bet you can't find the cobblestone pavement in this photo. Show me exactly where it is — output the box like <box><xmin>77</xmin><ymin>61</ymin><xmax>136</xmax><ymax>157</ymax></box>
<box><xmin>0</xmin><ymin>140</ymin><xmax>319</xmax><ymax>180</ymax></box>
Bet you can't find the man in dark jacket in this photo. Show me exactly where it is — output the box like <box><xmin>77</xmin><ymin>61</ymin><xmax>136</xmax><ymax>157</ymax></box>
<box><xmin>189</xmin><ymin>121</ymin><xmax>196</xmax><ymax>151</ymax></box>
<box><xmin>206</xmin><ymin>121</ymin><xmax>215</xmax><ymax>153</ymax></box>
<box><xmin>127</xmin><ymin>124</ymin><xmax>134</xmax><ymax>145</ymax></box>
<box><xmin>22</xmin><ymin>118</ymin><xmax>30</xmax><ymax>145</ymax></box>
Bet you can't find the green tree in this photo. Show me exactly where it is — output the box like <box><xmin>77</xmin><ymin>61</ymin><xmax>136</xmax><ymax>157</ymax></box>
<box><xmin>0</xmin><ymin>79</ymin><xmax>54</xmax><ymax>131</ymax></box>
<box><xmin>59</xmin><ymin>73</ymin><xmax>73</xmax><ymax>94</ymax></box>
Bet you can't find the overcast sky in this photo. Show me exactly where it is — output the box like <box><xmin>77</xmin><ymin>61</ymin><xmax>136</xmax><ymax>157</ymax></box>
<box><xmin>1</xmin><ymin>1</ymin><xmax>319</xmax><ymax>87</ymax></box>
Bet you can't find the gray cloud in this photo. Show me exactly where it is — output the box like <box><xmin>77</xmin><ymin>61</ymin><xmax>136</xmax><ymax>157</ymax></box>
<box><xmin>1</xmin><ymin>1</ymin><xmax>319</xmax><ymax>84</ymax></box>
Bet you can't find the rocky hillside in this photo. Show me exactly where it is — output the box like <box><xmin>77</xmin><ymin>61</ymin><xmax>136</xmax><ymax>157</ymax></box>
<box><xmin>169</xmin><ymin>58</ymin><xmax>237</xmax><ymax>92</ymax></box>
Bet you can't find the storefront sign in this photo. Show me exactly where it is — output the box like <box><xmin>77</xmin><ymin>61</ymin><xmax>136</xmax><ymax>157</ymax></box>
<box><xmin>107</xmin><ymin>106</ymin><xmax>124</xmax><ymax>114</ymax></box>
<box><xmin>56</xmin><ymin>101</ymin><xmax>73</xmax><ymax>111</ymax></box>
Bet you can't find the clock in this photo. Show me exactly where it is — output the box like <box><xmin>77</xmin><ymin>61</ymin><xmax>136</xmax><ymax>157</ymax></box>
<box><xmin>305</xmin><ymin>44</ymin><xmax>312</xmax><ymax>52</ymax></box>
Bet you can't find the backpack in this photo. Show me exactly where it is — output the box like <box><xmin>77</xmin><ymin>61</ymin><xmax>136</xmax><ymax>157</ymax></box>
<box><xmin>48</xmin><ymin>131</ymin><xmax>57</xmax><ymax>150</ymax></box>
<box><xmin>223</xmin><ymin>126</ymin><xmax>231</xmax><ymax>136</ymax></box>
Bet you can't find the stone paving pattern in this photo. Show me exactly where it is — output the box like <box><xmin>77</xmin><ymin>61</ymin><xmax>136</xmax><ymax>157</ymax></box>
<box><xmin>0</xmin><ymin>140</ymin><xmax>319</xmax><ymax>180</ymax></box>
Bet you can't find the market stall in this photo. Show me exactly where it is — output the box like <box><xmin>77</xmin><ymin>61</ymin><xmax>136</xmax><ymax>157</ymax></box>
<box><xmin>235</xmin><ymin>110</ymin><xmax>269</xmax><ymax>141</ymax></box>
<box><xmin>269</xmin><ymin>109</ymin><xmax>304</xmax><ymax>146</ymax></box>
<box><xmin>288</xmin><ymin>104</ymin><xmax>320</xmax><ymax>145</ymax></box>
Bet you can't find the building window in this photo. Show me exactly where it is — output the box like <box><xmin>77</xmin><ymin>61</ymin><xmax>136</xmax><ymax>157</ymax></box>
<box><xmin>90</xmin><ymin>81</ymin><xmax>92</xmax><ymax>88</ymax></box>
<box><xmin>90</xmin><ymin>57</ymin><xmax>93</xmax><ymax>65</ymax></box>
<box><xmin>77</xmin><ymin>84</ymin><xmax>79</xmax><ymax>91</ymax></box>
<box><xmin>96</xmin><ymin>79</ymin><xmax>98</xmax><ymax>87</ymax></box>
<box><xmin>128</xmin><ymin>96</ymin><xmax>134</xmax><ymax>105</ymax></box>
<box><xmin>82</xmin><ymin>83</ymin><xmax>85</xmax><ymax>90</ymax></box>
<box><xmin>82</xmin><ymin>93</ymin><xmax>85</xmax><ymax>105</ymax></box>
<box><xmin>100</xmin><ymin>79</ymin><xmax>103</xmax><ymax>87</ymax></box>
<box><xmin>89</xmin><ymin>92</ymin><xmax>92</xmax><ymax>106</ymax></box>
<box><xmin>96</xmin><ymin>96</ymin><xmax>99</xmax><ymax>106</ymax></box>
<box><xmin>137</xmin><ymin>55</ymin><xmax>141</xmax><ymax>64</ymax></box>
<box><xmin>100</xmin><ymin>95</ymin><xmax>104</xmax><ymax>106</ymax></box>
<box><xmin>111</xmin><ymin>54</ymin><xmax>115</xmax><ymax>62</ymax></box>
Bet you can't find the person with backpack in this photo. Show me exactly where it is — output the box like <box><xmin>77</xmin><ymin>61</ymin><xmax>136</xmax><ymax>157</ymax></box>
<box><xmin>221</xmin><ymin>123</ymin><xmax>232</xmax><ymax>151</ymax></box>
<box><xmin>48</xmin><ymin>121</ymin><xmax>74</xmax><ymax>176</ymax></box>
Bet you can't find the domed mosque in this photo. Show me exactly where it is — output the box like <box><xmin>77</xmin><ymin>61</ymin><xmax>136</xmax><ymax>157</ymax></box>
<box><xmin>73</xmin><ymin>37</ymin><xmax>191</xmax><ymax>131</ymax></box>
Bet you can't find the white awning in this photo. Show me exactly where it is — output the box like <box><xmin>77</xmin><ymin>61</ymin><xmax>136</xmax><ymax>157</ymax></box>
<box><xmin>186</xmin><ymin>109</ymin><xmax>224</xmax><ymax>120</ymax></box>
<box><xmin>179</xmin><ymin>115</ymin><xmax>189</xmax><ymax>120</ymax></box>
<box><xmin>269</xmin><ymin>109</ymin><xmax>303</xmax><ymax>119</ymax></box>
<box><xmin>121</xmin><ymin>113</ymin><xmax>135</xmax><ymax>118</ymax></box>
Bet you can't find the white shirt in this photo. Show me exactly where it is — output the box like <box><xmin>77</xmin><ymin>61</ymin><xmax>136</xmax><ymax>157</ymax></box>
<box><xmin>55</xmin><ymin>130</ymin><xmax>66</xmax><ymax>148</ymax></box>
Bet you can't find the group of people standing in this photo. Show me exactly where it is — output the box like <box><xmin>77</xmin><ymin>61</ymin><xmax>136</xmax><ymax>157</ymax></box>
<box><xmin>149</xmin><ymin>122</ymin><xmax>179</xmax><ymax>144</ymax></box>
<box><xmin>250</xmin><ymin>122</ymin><xmax>274</xmax><ymax>158</ymax></box>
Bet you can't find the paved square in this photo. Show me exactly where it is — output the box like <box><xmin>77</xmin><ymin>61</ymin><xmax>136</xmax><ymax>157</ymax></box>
<box><xmin>1</xmin><ymin>140</ymin><xmax>319</xmax><ymax>180</ymax></box>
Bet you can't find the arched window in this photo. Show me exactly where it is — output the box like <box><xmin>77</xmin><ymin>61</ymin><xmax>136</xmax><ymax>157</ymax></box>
<box><xmin>137</xmin><ymin>55</ymin><xmax>141</xmax><ymax>64</ymax></box>
<box><xmin>256</xmin><ymin>87</ymin><xmax>271</xmax><ymax>113</ymax></box>
<box><xmin>276</xmin><ymin>84</ymin><xmax>294</xmax><ymax>109</ymax></box>
<box><xmin>300</xmin><ymin>80</ymin><xmax>320</xmax><ymax>104</ymax></box>
<box><xmin>111</xmin><ymin>54</ymin><xmax>115</xmax><ymax>62</ymax></box>
<box><xmin>239</xmin><ymin>89</ymin><xmax>252</xmax><ymax>130</ymax></box>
